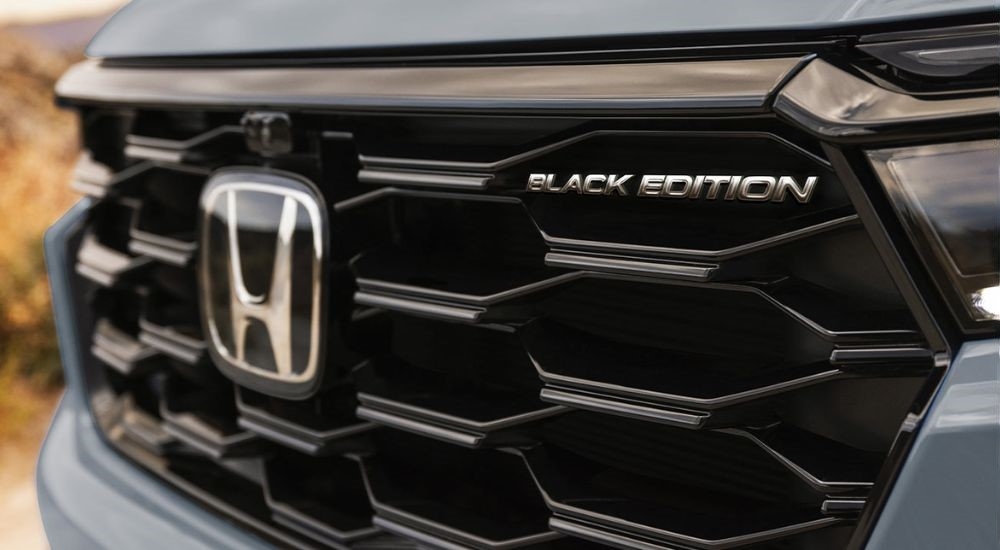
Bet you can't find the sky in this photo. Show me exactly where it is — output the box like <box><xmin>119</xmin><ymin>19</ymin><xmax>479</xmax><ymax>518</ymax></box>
<box><xmin>0</xmin><ymin>0</ymin><xmax>125</xmax><ymax>25</ymax></box>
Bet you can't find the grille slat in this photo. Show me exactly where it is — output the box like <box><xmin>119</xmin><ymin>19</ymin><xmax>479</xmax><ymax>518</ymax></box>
<box><xmin>523</xmin><ymin>414</ymin><xmax>841</xmax><ymax>549</ymax></box>
<box><xmin>236</xmin><ymin>387</ymin><xmax>375</xmax><ymax>456</ymax></box>
<box><xmin>91</xmin><ymin>317</ymin><xmax>161</xmax><ymax>376</ymax></box>
<box><xmin>263</xmin><ymin>452</ymin><xmax>379</xmax><ymax>545</ymax></box>
<box><xmin>720</xmin><ymin>425</ymin><xmax>882</xmax><ymax>492</ymax></box>
<box><xmin>353</xmin><ymin>317</ymin><xmax>563</xmax><ymax>448</ymax></box>
<box><xmin>160</xmin><ymin>375</ymin><xmax>261</xmax><ymax>459</ymax></box>
<box><xmin>360</xmin><ymin>433</ymin><xmax>561</xmax><ymax>549</ymax></box>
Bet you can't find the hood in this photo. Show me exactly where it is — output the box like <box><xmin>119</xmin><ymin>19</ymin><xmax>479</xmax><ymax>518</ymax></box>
<box><xmin>88</xmin><ymin>0</ymin><xmax>995</xmax><ymax>59</ymax></box>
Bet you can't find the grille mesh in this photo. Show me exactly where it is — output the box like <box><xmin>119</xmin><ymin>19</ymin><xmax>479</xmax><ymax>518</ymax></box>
<box><xmin>68</xmin><ymin>100</ymin><xmax>936</xmax><ymax>550</ymax></box>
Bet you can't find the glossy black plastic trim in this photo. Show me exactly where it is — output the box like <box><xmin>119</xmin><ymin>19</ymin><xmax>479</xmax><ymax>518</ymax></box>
<box><xmin>57</xmin><ymin>57</ymin><xmax>804</xmax><ymax>114</ymax></box>
<box><xmin>235</xmin><ymin>388</ymin><xmax>375</xmax><ymax>456</ymax></box>
<box><xmin>775</xmin><ymin>59</ymin><xmax>998</xmax><ymax>138</ymax></box>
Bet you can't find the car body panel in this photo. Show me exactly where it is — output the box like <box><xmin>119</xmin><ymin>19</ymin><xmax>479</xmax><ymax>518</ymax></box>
<box><xmin>37</xmin><ymin>201</ymin><xmax>274</xmax><ymax>550</ymax></box>
<box><xmin>37</xmin><ymin>392</ymin><xmax>274</xmax><ymax>550</ymax></box>
<box><xmin>87</xmin><ymin>0</ymin><xmax>996</xmax><ymax>58</ymax></box>
<box><xmin>867</xmin><ymin>339</ymin><xmax>1000</xmax><ymax>550</ymax></box>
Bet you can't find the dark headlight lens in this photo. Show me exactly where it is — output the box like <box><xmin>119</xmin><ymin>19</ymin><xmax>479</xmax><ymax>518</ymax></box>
<box><xmin>868</xmin><ymin>139</ymin><xmax>999</xmax><ymax>321</ymax></box>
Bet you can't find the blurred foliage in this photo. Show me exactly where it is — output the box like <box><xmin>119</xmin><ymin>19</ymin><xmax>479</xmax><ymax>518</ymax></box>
<box><xmin>0</xmin><ymin>31</ymin><xmax>81</xmax><ymax>435</ymax></box>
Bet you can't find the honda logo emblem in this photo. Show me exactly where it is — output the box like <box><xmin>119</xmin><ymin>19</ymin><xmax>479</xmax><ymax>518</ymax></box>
<box><xmin>199</xmin><ymin>170</ymin><xmax>328</xmax><ymax>399</ymax></box>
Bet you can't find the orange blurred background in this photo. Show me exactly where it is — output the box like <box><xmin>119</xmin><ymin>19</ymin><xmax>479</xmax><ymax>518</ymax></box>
<box><xmin>0</xmin><ymin>2</ymin><xmax>124</xmax><ymax>547</ymax></box>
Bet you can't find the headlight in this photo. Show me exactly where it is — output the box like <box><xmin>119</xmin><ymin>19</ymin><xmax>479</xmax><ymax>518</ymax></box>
<box><xmin>868</xmin><ymin>139</ymin><xmax>999</xmax><ymax>322</ymax></box>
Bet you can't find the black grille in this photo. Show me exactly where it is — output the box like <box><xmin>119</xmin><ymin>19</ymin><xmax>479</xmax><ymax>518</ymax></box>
<box><xmin>62</xmin><ymin>56</ymin><xmax>953</xmax><ymax>550</ymax></box>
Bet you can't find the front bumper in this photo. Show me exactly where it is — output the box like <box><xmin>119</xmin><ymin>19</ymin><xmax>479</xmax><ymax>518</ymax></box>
<box><xmin>37</xmin><ymin>339</ymin><xmax>999</xmax><ymax>550</ymax></box>
<box><xmin>36</xmin><ymin>201</ymin><xmax>273</xmax><ymax>550</ymax></box>
<box><xmin>37</xmin><ymin>390</ymin><xmax>273</xmax><ymax>550</ymax></box>
<box><xmin>38</xmin><ymin>200</ymin><xmax>999</xmax><ymax>549</ymax></box>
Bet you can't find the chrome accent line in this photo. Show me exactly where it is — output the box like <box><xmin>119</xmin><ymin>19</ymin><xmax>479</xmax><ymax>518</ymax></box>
<box><xmin>119</xmin><ymin>396</ymin><xmax>177</xmax><ymax>453</ymax></box>
<box><xmin>75</xmin><ymin>230</ymin><xmax>153</xmax><ymax>287</ymax></box>
<box><xmin>71</xmin><ymin>152</ymin><xmax>113</xmax><ymax>196</ymax></box>
<box><xmin>549</xmin><ymin>514</ymin><xmax>842</xmax><ymax>550</ymax></box>
<box><xmin>356</xmin><ymin>406</ymin><xmax>484</xmax><ymax>447</ymax></box>
<box><xmin>159</xmin><ymin>412</ymin><xmax>258</xmax><ymax>460</ymax></box>
<box><xmin>829</xmin><ymin>346</ymin><xmax>934</xmax><ymax>365</ymax></box>
<box><xmin>333</xmin><ymin>187</ymin><xmax>396</xmax><ymax>212</ymax></box>
<box><xmin>237</xmin><ymin>401</ymin><xmax>374</xmax><ymax>442</ymax></box>
<box><xmin>358</xmin><ymin>392</ymin><xmax>565</xmax><ymax>432</ymax></box>
<box><xmin>234</xmin><ymin>419</ymin><xmax>314</xmax><ymax>454</ymax></box>
<box><xmin>367</xmin><ymin>492</ymin><xmax>563</xmax><ymax>549</ymax></box>
<box><xmin>91</xmin><ymin>319</ymin><xmax>159</xmax><ymax>376</ymax></box>
<box><xmin>357</xmin><ymin>168</ymin><xmax>491</xmax><ymax>190</ymax></box>
<box><xmin>542</xmin><ymin>214</ymin><xmax>861</xmax><ymax>261</ymax></box>
<box><xmin>235</xmin><ymin>390</ymin><xmax>375</xmax><ymax>455</ymax></box>
<box><xmin>125</xmin><ymin>125</ymin><xmax>242</xmax><ymax>162</ymax></box>
<box><xmin>338</xmin><ymin>200</ymin><xmax>856</xmax><ymax>265</ymax></box>
<box><xmin>536</xmin><ymin>366</ymin><xmax>845</xmax><ymax>410</ymax></box>
<box><xmin>821</xmin><ymin>500</ymin><xmax>867</xmax><ymax>515</ymax></box>
<box><xmin>539</xmin><ymin>388</ymin><xmax>709</xmax><ymax>428</ymax></box>
<box><xmin>266</xmin><ymin>497</ymin><xmax>381</xmax><ymax>544</ymax></box>
<box><xmin>339</xmin><ymin>185</ymin><xmax>860</xmax><ymax>261</ymax></box>
<box><xmin>370</xmin><ymin>518</ymin><xmax>470</xmax><ymax>550</ymax></box>
<box><xmin>353</xmin><ymin>291</ymin><xmax>485</xmax><ymax>322</ymax></box>
<box><xmin>373</xmin><ymin>515</ymin><xmax>562</xmax><ymax>550</ymax></box>
<box><xmin>718</xmin><ymin>428</ymin><xmax>875</xmax><ymax>492</ymax></box>
<box><xmin>128</xmin><ymin>238</ymin><xmax>195</xmax><ymax>267</ymax></box>
<box><xmin>124</xmin><ymin>144</ymin><xmax>184</xmax><ymax>163</ymax></box>
<box><xmin>547</xmin><ymin>517</ymin><xmax>668</xmax><ymax>550</ymax></box>
<box><xmin>353</xmin><ymin>271</ymin><xmax>580</xmax><ymax>306</ymax></box>
<box><xmin>358</xmin><ymin>129</ymin><xmax>833</xmax><ymax>173</ymax></box>
<box><xmin>775</xmin><ymin>59</ymin><xmax>998</xmax><ymax>137</ymax></box>
<box><xmin>545</xmin><ymin>252</ymin><xmax>717</xmax><ymax>281</ymax></box>
<box><xmin>137</xmin><ymin>319</ymin><xmax>205</xmax><ymax>364</ymax></box>
<box><xmin>56</xmin><ymin>57</ymin><xmax>804</xmax><ymax>112</ymax></box>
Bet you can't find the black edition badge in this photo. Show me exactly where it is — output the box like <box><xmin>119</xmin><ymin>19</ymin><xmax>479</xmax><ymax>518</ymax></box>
<box><xmin>526</xmin><ymin>173</ymin><xmax>817</xmax><ymax>203</ymax></box>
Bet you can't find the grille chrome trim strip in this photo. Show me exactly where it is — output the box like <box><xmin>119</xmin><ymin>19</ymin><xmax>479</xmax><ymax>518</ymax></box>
<box><xmin>545</xmin><ymin>252</ymin><xmax>717</xmax><ymax>281</ymax></box>
<box><xmin>357</xmin><ymin>168</ymin><xmax>491</xmax><ymax>190</ymax></box>
<box><xmin>719</xmin><ymin>428</ymin><xmax>877</xmax><ymax>492</ymax></box>
<box><xmin>542</xmin><ymin>214</ymin><xmax>861</xmax><ymax>261</ymax></box>
<box><xmin>57</xmin><ymin>57</ymin><xmax>805</xmax><ymax>112</ymax></box>
<box><xmin>358</xmin><ymin>392</ymin><xmax>565</xmax><ymax>432</ymax></box>
<box><xmin>539</xmin><ymin>388</ymin><xmax>710</xmax><ymax>428</ymax></box>
<box><xmin>354</xmin><ymin>290</ymin><xmax>486</xmax><ymax>322</ymax></box>
<box><xmin>356</xmin><ymin>406</ymin><xmax>484</xmax><ymax>447</ymax></box>
<box><xmin>536</xmin><ymin>367</ymin><xmax>845</xmax><ymax>410</ymax></box>
<box><xmin>548</xmin><ymin>514</ymin><xmax>843</xmax><ymax>550</ymax></box>
<box><xmin>353</xmin><ymin>272</ymin><xmax>580</xmax><ymax>306</ymax></box>
<box><xmin>372</xmin><ymin>517</ymin><xmax>471</xmax><ymax>550</ymax></box>
<box><xmin>365</xmin><ymin>481</ymin><xmax>562</xmax><ymax>549</ymax></box>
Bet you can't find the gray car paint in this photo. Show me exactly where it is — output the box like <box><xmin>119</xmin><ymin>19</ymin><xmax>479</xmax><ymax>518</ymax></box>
<box><xmin>867</xmin><ymin>339</ymin><xmax>1000</xmax><ymax>550</ymax></box>
<box><xmin>37</xmin><ymin>201</ymin><xmax>274</xmax><ymax>550</ymax></box>
<box><xmin>87</xmin><ymin>0</ymin><xmax>996</xmax><ymax>58</ymax></box>
<box><xmin>37</xmin><ymin>392</ymin><xmax>275</xmax><ymax>550</ymax></box>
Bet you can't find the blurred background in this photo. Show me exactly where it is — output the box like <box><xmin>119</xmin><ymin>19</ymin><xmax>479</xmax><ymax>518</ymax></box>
<box><xmin>0</xmin><ymin>1</ymin><xmax>124</xmax><ymax>547</ymax></box>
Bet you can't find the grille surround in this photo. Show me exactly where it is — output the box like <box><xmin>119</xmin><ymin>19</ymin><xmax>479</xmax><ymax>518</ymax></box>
<box><xmin>53</xmin><ymin>33</ymin><xmax>996</xmax><ymax>550</ymax></box>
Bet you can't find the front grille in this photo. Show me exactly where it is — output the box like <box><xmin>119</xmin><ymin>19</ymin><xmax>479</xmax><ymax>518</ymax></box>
<box><xmin>56</xmin><ymin>38</ymin><xmax>990</xmax><ymax>549</ymax></box>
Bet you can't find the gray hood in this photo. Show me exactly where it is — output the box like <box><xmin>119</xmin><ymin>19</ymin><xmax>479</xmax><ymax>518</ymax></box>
<box><xmin>88</xmin><ymin>0</ymin><xmax>995</xmax><ymax>58</ymax></box>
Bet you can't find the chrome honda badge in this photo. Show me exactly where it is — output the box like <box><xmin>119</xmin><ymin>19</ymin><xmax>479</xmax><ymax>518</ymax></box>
<box><xmin>198</xmin><ymin>169</ymin><xmax>328</xmax><ymax>399</ymax></box>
